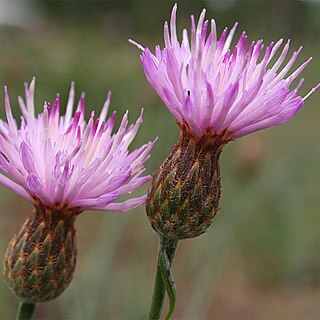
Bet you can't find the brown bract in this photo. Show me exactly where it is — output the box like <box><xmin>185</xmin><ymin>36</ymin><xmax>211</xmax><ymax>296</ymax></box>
<box><xmin>3</xmin><ymin>204</ymin><xmax>79</xmax><ymax>303</ymax></box>
<box><xmin>146</xmin><ymin>122</ymin><xmax>233</xmax><ymax>240</ymax></box>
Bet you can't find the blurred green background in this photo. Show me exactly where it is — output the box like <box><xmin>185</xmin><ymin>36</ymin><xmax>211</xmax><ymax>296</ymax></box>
<box><xmin>0</xmin><ymin>0</ymin><xmax>320</xmax><ymax>318</ymax></box>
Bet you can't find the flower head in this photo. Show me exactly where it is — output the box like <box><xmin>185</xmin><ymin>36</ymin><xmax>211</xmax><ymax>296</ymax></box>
<box><xmin>0</xmin><ymin>78</ymin><xmax>155</xmax><ymax>212</ymax></box>
<box><xmin>2</xmin><ymin>78</ymin><xmax>156</xmax><ymax>304</ymax></box>
<box><xmin>130</xmin><ymin>4</ymin><xmax>319</xmax><ymax>139</ymax></box>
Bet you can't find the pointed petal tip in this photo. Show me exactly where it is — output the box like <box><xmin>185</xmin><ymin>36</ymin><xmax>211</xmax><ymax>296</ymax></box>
<box><xmin>122</xmin><ymin>110</ymin><xmax>129</xmax><ymax>121</ymax></box>
<box><xmin>29</xmin><ymin>77</ymin><xmax>36</xmax><ymax>88</ymax></box>
<box><xmin>128</xmin><ymin>39</ymin><xmax>145</xmax><ymax>51</ymax></box>
<box><xmin>29</xmin><ymin>77</ymin><xmax>36</xmax><ymax>90</ymax></box>
<box><xmin>303</xmin><ymin>83</ymin><xmax>320</xmax><ymax>101</ymax></box>
<box><xmin>172</xmin><ymin>3</ymin><xmax>178</xmax><ymax>13</ymax></box>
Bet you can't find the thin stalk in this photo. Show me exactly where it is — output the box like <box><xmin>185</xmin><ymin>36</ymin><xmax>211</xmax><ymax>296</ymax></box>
<box><xmin>148</xmin><ymin>236</ymin><xmax>178</xmax><ymax>320</ymax></box>
<box><xmin>159</xmin><ymin>248</ymin><xmax>176</xmax><ymax>320</ymax></box>
<box><xmin>16</xmin><ymin>301</ymin><xmax>36</xmax><ymax>320</ymax></box>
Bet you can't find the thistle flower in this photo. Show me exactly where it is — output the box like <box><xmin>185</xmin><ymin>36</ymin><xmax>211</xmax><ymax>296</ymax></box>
<box><xmin>131</xmin><ymin>4</ymin><xmax>320</xmax><ymax>240</ymax></box>
<box><xmin>2</xmin><ymin>78</ymin><xmax>155</xmax><ymax>307</ymax></box>
<box><xmin>131</xmin><ymin>5</ymin><xmax>319</xmax><ymax>319</ymax></box>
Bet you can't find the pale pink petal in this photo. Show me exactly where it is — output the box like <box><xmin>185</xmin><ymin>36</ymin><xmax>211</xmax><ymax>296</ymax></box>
<box><xmin>0</xmin><ymin>81</ymin><xmax>155</xmax><ymax>212</ymax></box>
<box><xmin>102</xmin><ymin>195</ymin><xmax>147</xmax><ymax>212</ymax></box>
<box><xmin>131</xmin><ymin>4</ymin><xmax>319</xmax><ymax>139</ymax></box>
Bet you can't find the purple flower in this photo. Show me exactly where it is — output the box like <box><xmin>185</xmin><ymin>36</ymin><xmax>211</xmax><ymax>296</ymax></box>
<box><xmin>0</xmin><ymin>78</ymin><xmax>156</xmax><ymax>212</ymax></box>
<box><xmin>130</xmin><ymin>4</ymin><xmax>319</xmax><ymax>139</ymax></box>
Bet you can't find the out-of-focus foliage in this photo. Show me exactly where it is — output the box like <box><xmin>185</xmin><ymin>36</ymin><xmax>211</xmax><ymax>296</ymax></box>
<box><xmin>0</xmin><ymin>1</ymin><xmax>320</xmax><ymax>318</ymax></box>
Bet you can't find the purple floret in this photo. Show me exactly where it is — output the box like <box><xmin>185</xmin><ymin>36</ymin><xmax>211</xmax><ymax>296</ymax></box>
<box><xmin>131</xmin><ymin>4</ymin><xmax>319</xmax><ymax>138</ymax></box>
<box><xmin>0</xmin><ymin>78</ymin><xmax>156</xmax><ymax>212</ymax></box>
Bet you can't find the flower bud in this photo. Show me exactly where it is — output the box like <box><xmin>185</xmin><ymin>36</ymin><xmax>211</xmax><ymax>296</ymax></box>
<box><xmin>3</xmin><ymin>204</ymin><xmax>79</xmax><ymax>303</ymax></box>
<box><xmin>146</xmin><ymin>124</ymin><xmax>232</xmax><ymax>240</ymax></box>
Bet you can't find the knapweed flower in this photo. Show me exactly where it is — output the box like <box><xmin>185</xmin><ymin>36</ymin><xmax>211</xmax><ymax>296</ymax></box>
<box><xmin>2</xmin><ymin>78</ymin><xmax>155</xmax><ymax>304</ymax></box>
<box><xmin>131</xmin><ymin>5</ymin><xmax>320</xmax><ymax>240</ymax></box>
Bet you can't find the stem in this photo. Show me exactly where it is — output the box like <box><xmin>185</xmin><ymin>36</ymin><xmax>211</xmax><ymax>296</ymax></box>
<box><xmin>16</xmin><ymin>301</ymin><xmax>36</xmax><ymax>320</ymax></box>
<box><xmin>148</xmin><ymin>236</ymin><xmax>178</xmax><ymax>320</ymax></box>
<box><xmin>159</xmin><ymin>248</ymin><xmax>176</xmax><ymax>320</ymax></box>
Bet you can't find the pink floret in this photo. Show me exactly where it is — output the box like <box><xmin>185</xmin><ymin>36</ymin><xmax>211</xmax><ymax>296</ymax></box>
<box><xmin>0</xmin><ymin>78</ymin><xmax>156</xmax><ymax>212</ymax></box>
<box><xmin>131</xmin><ymin>4</ymin><xmax>319</xmax><ymax>138</ymax></box>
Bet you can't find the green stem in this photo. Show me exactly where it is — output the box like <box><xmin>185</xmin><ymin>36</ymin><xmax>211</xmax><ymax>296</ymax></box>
<box><xmin>16</xmin><ymin>301</ymin><xmax>36</xmax><ymax>320</ymax></box>
<box><xmin>148</xmin><ymin>236</ymin><xmax>178</xmax><ymax>320</ymax></box>
<box><xmin>159</xmin><ymin>248</ymin><xmax>176</xmax><ymax>320</ymax></box>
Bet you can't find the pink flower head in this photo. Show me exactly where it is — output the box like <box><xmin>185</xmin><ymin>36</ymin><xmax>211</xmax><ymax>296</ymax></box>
<box><xmin>130</xmin><ymin>4</ymin><xmax>319</xmax><ymax>139</ymax></box>
<box><xmin>0</xmin><ymin>78</ymin><xmax>156</xmax><ymax>212</ymax></box>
